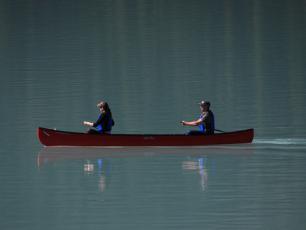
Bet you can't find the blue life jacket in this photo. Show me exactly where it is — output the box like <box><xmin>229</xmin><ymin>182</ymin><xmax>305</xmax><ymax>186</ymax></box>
<box><xmin>198</xmin><ymin>111</ymin><xmax>215</xmax><ymax>134</ymax></box>
<box><xmin>198</xmin><ymin>115</ymin><xmax>205</xmax><ymax>133</ymax></box>
<box><xmin>96</xmin><ymin>113</ymin><xmax>114</xmax><ymax>133</ymax></box>
<box><xmin>96</xmin><ymin>124</ymin><xmax>103</xmax><ymax>132</ymax></box>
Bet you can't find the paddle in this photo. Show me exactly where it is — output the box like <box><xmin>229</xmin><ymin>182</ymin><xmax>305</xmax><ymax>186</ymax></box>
<box><xmin>215</xmin><ymin>129</ymin><xmax>225</xmax><ymax>133</ymax></box>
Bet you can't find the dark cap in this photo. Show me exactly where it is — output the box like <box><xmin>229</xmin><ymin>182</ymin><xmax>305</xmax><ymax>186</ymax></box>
<box><xmin>199</xmin><ymin>100</ymin><xmax>211</xmax><ymax>108</ymax></box>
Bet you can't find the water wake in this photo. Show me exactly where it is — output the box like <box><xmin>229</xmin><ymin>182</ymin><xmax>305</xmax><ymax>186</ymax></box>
<box><xmin>254</xmin><ymin>138</ymin><xmax>306</xmax><ymax>145</ymax></box>
<box><xmin>252</xmin><ymin>138</ymin><xmax>306</xmax><ymax>152</ymax></box>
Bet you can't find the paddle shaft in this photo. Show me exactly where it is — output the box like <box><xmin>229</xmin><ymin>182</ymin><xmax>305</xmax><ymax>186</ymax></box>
<box><xmin>215</xmin><ymin>129</ymin><xmax>226</xmax><ymax>133</ymax></box>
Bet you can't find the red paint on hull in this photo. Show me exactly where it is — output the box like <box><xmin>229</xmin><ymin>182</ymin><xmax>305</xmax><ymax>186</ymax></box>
<box><xmin>37</xmin><ymin>127</ymin><xmax>254</xmax><ymax>147</ymax></box>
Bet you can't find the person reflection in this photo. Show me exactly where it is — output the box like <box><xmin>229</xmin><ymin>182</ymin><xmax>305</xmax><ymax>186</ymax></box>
<box><xmin>84</xmin><ymin>160</ymin><xmax>94</xmax><ymax>173</ymax></box>
<box><xmin>83</xmin><ymin>158</ymin><xmax>110</xmax><ymax>192</ymax></box>
<box><xmin>182</xmin><ymin>157</ymin><xmax>208</xmax><ymax>191</ymax></box>
<box><xmin>99</xmin><ymin>175</ymin><xmax>106</xmax><ymax>192</ymax></box>
<box><xmin>198</xmin><ymin>158</ymin><xmax>208</xmax><ymax>191</ymax></box>
<box><xmin>97</xmin><ymin>159</ymin><xmax>106</xmax><ymax>192</ymax></box>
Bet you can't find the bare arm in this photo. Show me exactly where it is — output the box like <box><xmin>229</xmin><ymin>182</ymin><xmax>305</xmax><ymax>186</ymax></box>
<box><xmin>181</xmin><ymin>118</ymin><xmax>203</xmax><ymax>126</ymax></box>
<box><xmin>83</xmin><ymin>121</ymin><xmax>94</xmax><ymax>127</ymax></box>
<box><xmin>83</xmin><ymin>113</ymin><xmax>104</xmax><ymax>128</ymax></box>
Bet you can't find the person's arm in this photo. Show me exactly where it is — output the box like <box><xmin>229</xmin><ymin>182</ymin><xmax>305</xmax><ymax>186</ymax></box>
<box><xmin>83</xmin><ymin>114</ymin><xmax>104</xmax><ymax>127</ymax></box>
<box><xmin>83</xmin><ymin>121</ymin><xmax>94</xmax><ymax>127</ymax></box>
<box><xmin>181</xmin><ymin>118</ymin><xmax>203</xmax><ymax>126</ymax></box>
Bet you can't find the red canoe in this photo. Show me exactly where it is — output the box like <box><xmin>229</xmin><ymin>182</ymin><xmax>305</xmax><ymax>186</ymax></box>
<box><xmin>37</xmin><ymin>127</ymin><xmax>254</xmax><ymax>147</ymax></box>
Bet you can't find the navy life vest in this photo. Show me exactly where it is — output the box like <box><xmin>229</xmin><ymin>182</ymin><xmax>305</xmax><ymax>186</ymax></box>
<box><xmin>198</xmin><ymin>110</ymin><xmax>215</xmax><ymax>134</ymax></box>
<box><xmin>96</xmin><ymin>113</ymin><xmax>114</xmax><ymax>133</ymax></box>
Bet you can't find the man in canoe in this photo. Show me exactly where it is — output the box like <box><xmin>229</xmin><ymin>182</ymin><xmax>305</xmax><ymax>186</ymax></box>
<box><xmin>83</xmin><ymin>101</ymin><xmax>115</xmax><ymax>134</ymax></box>
<box><xmin>181</xmin><ymin>100</ymin><xmax>215</xmax><ymax>135</ymax></box>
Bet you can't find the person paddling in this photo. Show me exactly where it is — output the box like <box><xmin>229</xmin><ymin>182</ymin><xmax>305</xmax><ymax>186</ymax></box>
<box><xmin>83</xmin><ymin>101</ymin><xmax>115</xmax><ymax>134</ymax></box>
<box><xmin>181</xmin><ymin>100</ymin><xmax>215</xmax><ymax>135</ymax></box>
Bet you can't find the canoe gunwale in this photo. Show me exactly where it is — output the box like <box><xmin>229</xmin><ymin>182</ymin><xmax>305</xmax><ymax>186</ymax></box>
<box><xmin>38</xmin><ymin>127</ymin><xmax>253</xmax><ymax>137</ymax></box>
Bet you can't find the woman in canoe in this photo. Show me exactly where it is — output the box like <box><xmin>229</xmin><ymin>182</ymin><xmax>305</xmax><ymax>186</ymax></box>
<box><xmin>83</xmin><ymin>101</ymin><xmax>115</xmax><ymax>134</ymax></box>
<box><xmin>181</xmin><ymin>100</ymin><xmax>215</xmax><ymax>135</ymax></box>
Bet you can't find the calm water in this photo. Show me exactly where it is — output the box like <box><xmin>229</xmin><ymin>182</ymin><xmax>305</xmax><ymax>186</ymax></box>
<box><xmin>1</xmin><ymin>0</ymin><xmax>306</xmax><ymax>229</ymax></box>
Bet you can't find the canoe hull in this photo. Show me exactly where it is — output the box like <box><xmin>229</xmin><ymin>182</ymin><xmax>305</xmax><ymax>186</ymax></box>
<box><xmin>37</xmin><ymin>127</ymin><xmax>254</xmax><ymax>147</ymax></box>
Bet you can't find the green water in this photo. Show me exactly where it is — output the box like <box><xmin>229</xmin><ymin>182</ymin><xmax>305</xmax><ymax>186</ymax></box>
<box><xmin>1</xmin><ymin>0</ymin><xmax>306</xmax><ymax>229</ymax></box>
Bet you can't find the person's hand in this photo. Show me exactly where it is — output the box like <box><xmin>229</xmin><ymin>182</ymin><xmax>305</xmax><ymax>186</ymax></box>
<box><xmin>83</xmin><ymin>121</ymin><xmax>90</xmax><ymax>126</ymax></box>
<box><xmin>181</xmin><ymin>121</ymin><xmax>186</xmax><ymax>126</ymax></box>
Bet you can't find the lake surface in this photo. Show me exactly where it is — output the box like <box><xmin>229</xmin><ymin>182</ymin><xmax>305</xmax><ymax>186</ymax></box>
<box><xmin>1</xmin><ymin>0</ymin><xmax>306</xmax><ymax>229</ymax></box>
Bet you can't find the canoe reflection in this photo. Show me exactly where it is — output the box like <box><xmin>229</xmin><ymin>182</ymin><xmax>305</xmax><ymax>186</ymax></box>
<box><xmin>37</xmin><ymin>146</ymin><xmax>252</xmax><ymax>192</ymax></box>
<box><xmin>37</xmin><ymin>145</ymin><xmax>253</xmax><ymax>167</ymax></box>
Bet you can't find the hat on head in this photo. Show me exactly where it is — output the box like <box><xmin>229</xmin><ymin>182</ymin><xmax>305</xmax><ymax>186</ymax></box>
<box><xmin>199</xmin><ymin>100</ymin><xmax>211</xmax><ymax>108</ymax></box>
